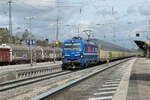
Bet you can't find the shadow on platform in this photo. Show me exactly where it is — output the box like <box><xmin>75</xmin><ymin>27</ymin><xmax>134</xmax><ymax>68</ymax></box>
<box><xmin>130</xmin><ymin>73</ymin><xmax>150</xmax><ymax>81</ymax></box>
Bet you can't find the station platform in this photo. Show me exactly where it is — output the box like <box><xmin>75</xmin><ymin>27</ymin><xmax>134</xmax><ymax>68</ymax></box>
<box><xmin>113</xmin><ymin>58</ymin><xmax>150</xmax><ymax>100</ymax></box>
<box><xmin>0</xmin><ymin>61</ymin><xmax>61</xmax><ymax>73</ymax></box>
<box><xmin>0</xmin><ymin>61</ymin><xmax>61</xmax><ymax>82</ymax></box>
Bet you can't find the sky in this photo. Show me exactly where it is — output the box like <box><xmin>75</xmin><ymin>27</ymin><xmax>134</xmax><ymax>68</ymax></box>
<box><xmin>1</xmin><ymin>0</ymin><xmax>150</xmax><ymax>49</ymax></box>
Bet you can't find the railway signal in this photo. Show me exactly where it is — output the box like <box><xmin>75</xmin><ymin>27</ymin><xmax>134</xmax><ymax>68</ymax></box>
<box><xmin>136</xmin><ymin>33</ymin><xmax>140</xmax><ymax>37</ymax></box>
<box><xmin>146</xmin><ymin>40</ymin><xmax>150</xmax><ymax>45</ymax></box>
<box><xmin>56</xmin><ymin>40</ymin><xmax>59</xmax><ymax>45</ymax></box>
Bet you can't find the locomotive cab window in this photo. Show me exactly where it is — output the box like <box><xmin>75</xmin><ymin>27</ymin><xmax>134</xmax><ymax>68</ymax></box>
<box><xmin>64</xmin><ymin>42</ymin><xmax>81</xmax><ymax>50</ymax></box>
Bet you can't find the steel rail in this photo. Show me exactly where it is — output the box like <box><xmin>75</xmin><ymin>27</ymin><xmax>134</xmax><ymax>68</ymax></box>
<box><xmin>0</xmin><ymin>70</ymin><xmax>72</xmax><ymax>92</ymax></box>
<box><xmin>29</xmin><ymin>59</ymin><xmax>129</xmax><ymax>100</ymax></box>
<box><xmin>0</xmin><ymin>67</ymin><xmax>62</xmax><ymax>86</ymax></box>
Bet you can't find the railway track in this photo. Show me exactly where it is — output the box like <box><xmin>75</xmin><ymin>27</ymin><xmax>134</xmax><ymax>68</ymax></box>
<box><xmin>0</xmin><ymin>58</ymin><xmax>130</xmax><ymax>100</ymax></box>
<box><xmin>0</xmin><ymin>63</ymin><xmax>102</xmax><ymax>92</ymax></box>
<box><xmin>0</xmin><ymin>70</ymin><xmax>72</xmax><ymax>92</ymax></box>
<box><xmin>29</xmin><ymin>58</ymin><xmax>130</xmax><ymax>100</ymax></box>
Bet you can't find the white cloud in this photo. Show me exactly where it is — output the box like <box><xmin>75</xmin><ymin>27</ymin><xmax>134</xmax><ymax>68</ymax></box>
<box><xmin>139</xmin><ymin>3</ymin><xmax>150</xmax><ymax>16</ymax></box>
<box><xmin>127</xmin><ymin>5</ymin><xmax>137</xmax><ymax>15</ymax></box>
<box><xmin>0</xmin><ymin>0</ymin><xmax>149</xmax><ymax>48</ymax></box>
<box><xmin>16</xmin><ymin>0</ymin><xmax>56</xmax><ymax>9</ymax></box>
<box><xmin>77</xmin><ymin>20</ymin><xmax>91</xmax><ymax>26</ymax></box>
<box><xmin>0</xmin><ymin>15</ymin><xmax>8</xmax><ymax>27</ymax></box>
<box><xmin>76</xmin><ymin>20</ymin><xmax>92</xmax><ymax>32</ymax></box>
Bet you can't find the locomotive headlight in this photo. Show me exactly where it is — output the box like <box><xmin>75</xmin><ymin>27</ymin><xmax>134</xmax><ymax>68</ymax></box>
<box><xmin>62</xmin><ymin>54</ymin><xmax>70</xmax><ymax>58</ymax></box>
<box><xmin>80</xmin><ymin>54</ymin><xmax>84</xmax><ymax>58</ymax></box>
<box><xmin>65</xmin><ymin>54</ymin><xmax>70</xmax><ymax>56</ymax></box>
<box><xmin>75</xmin><ymin>54</ymin><xmax>80</xmax><ymax>56</ymax></box>
<box><xmin>62</xmin><ymin>53</ymin><xmax>65</xmax><ymax>58</ymax></box>
<box><xmin>62</xmin><ymin>55</ymin><xmax>64</xmax><ymax>58</ymax></box>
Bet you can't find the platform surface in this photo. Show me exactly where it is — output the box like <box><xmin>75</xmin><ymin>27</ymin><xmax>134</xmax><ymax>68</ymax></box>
<box><xmin>0</xmin><ymin>61</ymin><xmax>61</xmax><ymax>76</ymax></box>
<box><xmin>126</xmin><ymin>58</ymin><xmax>150</xmax><ymax>100</ymax></box>
<box><xmin>113</xmin><ymin>58</ymin><xmax>150</xmax><ymax>100</ymax></box>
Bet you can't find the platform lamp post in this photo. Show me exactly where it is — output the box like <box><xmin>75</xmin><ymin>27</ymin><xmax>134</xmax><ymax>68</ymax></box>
<box><xmin>49</xmin><ymin>18</ymin><xmax>60</xmax><ymax>47</ymax></box>
<box><xmin>24</xmin><ymin>16</ymin><xmax>34</xmax><ymax>66</ymax></box>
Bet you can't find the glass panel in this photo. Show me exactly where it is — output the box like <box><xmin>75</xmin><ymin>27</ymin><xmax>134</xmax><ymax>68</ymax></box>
<box><xmin>64</xmin><ymin>42</ymin><xmax>81</xmax><ymax>50</ymax></box>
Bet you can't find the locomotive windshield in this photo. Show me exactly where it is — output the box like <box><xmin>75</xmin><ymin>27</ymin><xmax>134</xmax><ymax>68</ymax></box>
<box><xmin>64</xmin><ymin>42</ymin><xmax>81</xmax><ymax>50</ymax></box>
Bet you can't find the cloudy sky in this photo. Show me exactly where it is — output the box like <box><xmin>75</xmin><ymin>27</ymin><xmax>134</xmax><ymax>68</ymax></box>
<box><xmin>1</xmin><ymin>0</ymin><xmax>150</xmax><ymax>49</ymax></box>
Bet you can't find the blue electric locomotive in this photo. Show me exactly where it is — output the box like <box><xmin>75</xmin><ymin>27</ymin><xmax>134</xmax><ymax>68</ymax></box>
<box><xmin>62</xmin><ymin>37</ymin><xmax>99</xmax><ymax>70</ymax></box>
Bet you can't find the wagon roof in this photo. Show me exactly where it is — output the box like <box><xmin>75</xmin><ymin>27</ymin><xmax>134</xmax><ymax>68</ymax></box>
<box><xmin>90</xmin><ymin>39</ymin><xmax>131</xmax><ymax>52</ymax></box>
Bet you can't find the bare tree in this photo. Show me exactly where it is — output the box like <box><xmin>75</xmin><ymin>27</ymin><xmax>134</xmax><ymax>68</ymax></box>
<box><xmin>21</xmin><ymin>29</ymin><xmax>30</xmax><ymax>41</ymax></box>
<box><xmin>0</xmin><ymin>28</ymin><xmax>9</xmax><ymax>43</ymax></box>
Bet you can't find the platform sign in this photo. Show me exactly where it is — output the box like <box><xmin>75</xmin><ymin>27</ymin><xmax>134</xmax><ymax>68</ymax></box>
<box><xmin>26</xmin><ymin>40</ymin><xmax>36</xmax><ymax>45</ymax></box>
<box><xmin>136</xmin><ymin>33</ymin><xmax>140</xmax><ymax>37</ymax></box>
<box><xmin>32</xmin><ymin>40</ymin><xmax>36</xmax><ymax>45</ymax></box>
<box><xmin>26</xmin><ymin>40</ymin><xmax>30</xmax><ymax>45</ymax></box>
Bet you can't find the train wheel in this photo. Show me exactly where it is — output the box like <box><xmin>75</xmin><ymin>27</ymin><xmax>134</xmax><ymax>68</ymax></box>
<box><xmin>62</xmin><ymin>67</ymin><xmax>66</xmax><ymax>70</ymax></box>
<box><xmin>61</xmin><ymin>64</ymin><xmax>66</xmax><ymax>70</ymax></box>
<box><xmin>84</xmin><ymin>63</ymin><xmax>88</xmax><ymax>68</ymax></box>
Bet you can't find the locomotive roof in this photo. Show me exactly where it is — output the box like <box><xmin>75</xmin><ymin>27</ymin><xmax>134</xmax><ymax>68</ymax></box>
<box><xmin>64</xmin><ymin>39</ymin><xmax>83</xmax><ymax>43</ymax></box>
<box><xmin>64</xmin><ymin>38</ymin><xmax>96</xmax><ymax>44</ymax></box>
<box><xmin>64</xmin><ymin>38</ymin><xmax>131</xmax><ymax>52</ymax></box>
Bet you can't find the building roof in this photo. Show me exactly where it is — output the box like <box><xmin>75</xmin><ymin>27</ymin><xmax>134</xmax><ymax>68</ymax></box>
<box><xmin>134</xmin><ymin>40</ymin><xmax>147</xmax><ymax>51</ymax></box>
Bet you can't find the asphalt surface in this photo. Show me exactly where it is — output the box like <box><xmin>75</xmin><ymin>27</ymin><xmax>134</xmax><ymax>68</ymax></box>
<box><xmin>126</xmin><ymin>58</ymin><xmax>150</xmax><ymax>100</ymax></box>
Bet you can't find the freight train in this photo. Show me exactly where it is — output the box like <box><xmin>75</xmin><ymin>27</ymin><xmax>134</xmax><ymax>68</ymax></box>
<box><xmin>61</xmin><ymin>37</ymin><xmax>135</xmax><ymax>70</ymax></box>
<box><xmin>0</xmin><ymin>44</ymin><xmax>62</xmax><ymax>64</ymax></box>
